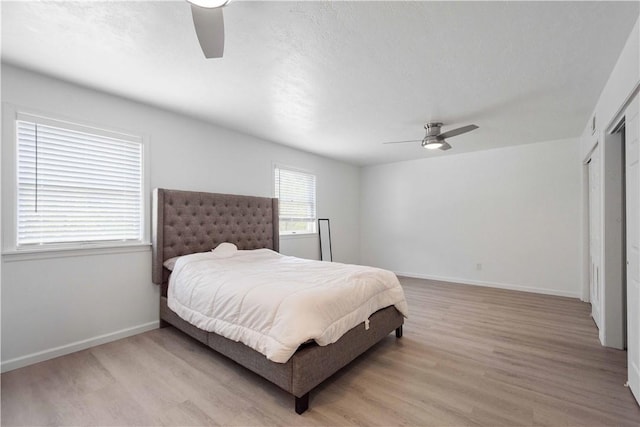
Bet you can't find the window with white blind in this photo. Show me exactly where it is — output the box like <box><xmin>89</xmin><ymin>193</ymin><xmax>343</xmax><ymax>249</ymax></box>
<box><xmin>15</xmin><ymin>114</ymin><xmax>145</xmax><ymax>248</ymax></box>
<box><xmin>274</xmin><ymin>165</ymin><xmax>317</xmax><ymax>235</ymax></box>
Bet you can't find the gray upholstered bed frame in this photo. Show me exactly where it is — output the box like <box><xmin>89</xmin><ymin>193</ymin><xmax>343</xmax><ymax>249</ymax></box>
<box><xmin>151</xmin><ymin>188</ymin><xmax>404</xmax><ymax>414</ymax></box>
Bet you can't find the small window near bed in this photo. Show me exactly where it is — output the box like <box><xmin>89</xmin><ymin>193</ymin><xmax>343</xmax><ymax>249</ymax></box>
<box><xmin>15</xmin><ymin>114</ymin><xmax>145</xmax><ymax>248</ymax></box>
<box><xmin>274</xmin><ymin>165</ymin><xmax>317</xmax><ymax>235</ymax></box>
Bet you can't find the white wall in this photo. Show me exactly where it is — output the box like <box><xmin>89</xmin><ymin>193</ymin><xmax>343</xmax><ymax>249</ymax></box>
<box><xmin>360</xmin><ymin>138</ymin><xmax>582</xmax><ymax>297</ymax></box>
<box><xmin>0</xmin><ymin>64</ymin><xmax>360</xmax><ymax>371</ymax></box>
<box><xmin>581</xmin><ymin>16</ymin><xmax>639</xmax><ymax>157</ymax></box>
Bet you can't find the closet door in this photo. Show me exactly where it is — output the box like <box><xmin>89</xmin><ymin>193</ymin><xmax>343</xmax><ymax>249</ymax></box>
<box><xmin>588</xmin><ymin>145</ymin><xmax>602</xmax><ymax>328</ymax></box>
<box><xmin>625</xmin><ymin>95</ymin><xmax>640</xmax><ymax>404</ymax></box>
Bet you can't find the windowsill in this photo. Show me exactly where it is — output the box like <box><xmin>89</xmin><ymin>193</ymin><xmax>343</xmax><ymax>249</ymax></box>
<box><xmin>2</xmin><ymin>242</ymin><xmax>151</xmax><ymax>262</ymax></box>
<box><xmin>279</xmin><ymin>233</ymin><xmax>318</xmax><ymax>240</ymax></box>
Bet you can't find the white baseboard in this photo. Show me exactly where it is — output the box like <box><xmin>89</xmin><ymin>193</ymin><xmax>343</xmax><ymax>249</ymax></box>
<box><xmin>395</xmin><ymin>271</ymin><xmax>582</xmax><ymax>299</ymax></box>
<box><xmin>1</xmin><ymin>321</ymin><xmax>159</xmax><ymax>373</ymax></box>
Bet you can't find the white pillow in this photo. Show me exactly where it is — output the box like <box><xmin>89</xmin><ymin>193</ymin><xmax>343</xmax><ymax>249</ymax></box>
<box><xmin>212</xmin><ymin>242</ymin><xmax>238</xmax><ymax>258</ymax></box>
<box><xmin>163</xmin><ymin>256</ymin><xmax>180</xmax><ymax>271</ymax></box>
<box><xmin>164</xmin><ymin>244</ymin><xmax>238</xmax><ymax>271</ymax></box>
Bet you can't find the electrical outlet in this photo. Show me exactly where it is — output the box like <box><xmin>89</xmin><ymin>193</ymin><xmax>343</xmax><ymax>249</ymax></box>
<box><xmin>476</xmin><ymin>263</ymin><xmax>482</xmax><ymax>271</ymax></box>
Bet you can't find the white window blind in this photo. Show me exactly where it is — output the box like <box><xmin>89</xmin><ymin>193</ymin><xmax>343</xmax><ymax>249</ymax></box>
<box><xmin>274</xmin><ymin>166</ymin><xmax>317</xmax><ymax>235</ymax></box>
<box><xmin>16</xmin><ymin>117</ymin><xmax>144</xmax><ymax>247</ymax></box>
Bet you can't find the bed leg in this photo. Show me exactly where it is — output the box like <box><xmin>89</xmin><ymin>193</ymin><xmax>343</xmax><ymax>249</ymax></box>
<box><xmin>295</xmin><ymin>393</ymin><xmax>309</xmax><ymax>414</ymax></box>
<box><xmin>159</xmin><ymin>319</ymin><xmax>170</xmax><ymax>328</ymax></box>
<box><xmin>395</xmin><ymin>325</ymin><xmax>403</xmax><ymax>338</ymax></box>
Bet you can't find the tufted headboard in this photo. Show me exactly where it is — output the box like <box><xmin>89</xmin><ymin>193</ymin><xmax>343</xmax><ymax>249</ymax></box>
<box><xmin>152</xmin><ymin>188</ymin><xmax>279</xmax><ymax>286</ymax></box>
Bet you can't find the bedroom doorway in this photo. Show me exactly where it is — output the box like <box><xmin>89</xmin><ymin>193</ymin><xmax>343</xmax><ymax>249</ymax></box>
<box><xmin>585</xmin><ymin>119</ymin><xmax>628</xmax><ymax>350</ymax></box>
<box><xmin>587</xmin><ymin>90</ymin><xmax>640</xmax><ymax>405</ymax></box>
<box><xmin>601</xmin><ymin>121</ymin><xmax>626</xmax><ymax>350</ymax></box>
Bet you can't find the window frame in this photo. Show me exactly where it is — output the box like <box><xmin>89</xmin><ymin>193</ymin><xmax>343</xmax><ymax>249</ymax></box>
<box><xmin>2</xmin><ymin>104</ymin><xmax>151</xmax><ymax>256</ymax></box>
<box><xmin>272</xmin><ymin>163</ymin><xmax>317</xmax><ymax>237</ymax></box>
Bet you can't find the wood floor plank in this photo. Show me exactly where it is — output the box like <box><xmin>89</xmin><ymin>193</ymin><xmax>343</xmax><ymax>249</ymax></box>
<box><xmin>2</xmin><ymin>277</ymin><xmax>639</xmax><ymax>426</ymax></box>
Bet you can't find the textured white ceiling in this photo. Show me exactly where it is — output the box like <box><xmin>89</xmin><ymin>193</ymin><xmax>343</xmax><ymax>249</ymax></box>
<box><xmin>2</xmin><ymin>1</ymin><xmax>639</xmax><ymax>165</ymax></box>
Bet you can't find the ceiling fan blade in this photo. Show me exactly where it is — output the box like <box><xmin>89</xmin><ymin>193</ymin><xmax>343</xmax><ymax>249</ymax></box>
<box><xmin>439</xmin><ymin>141</ymin><xmax>452</xmax><ymax>151</ymax></box>
<box><xmin>191</xmin><ymin>4</ymin><xmax>225</xmax><ymax>58</ymax></box>
<box><xmin>438</xmin><ymin>124</ymin><xmax>478</xmax><ymax>140</ymax></box>
<box><xmin>382</xmin><ymin>139</ymin><xmax>423</xmax><ymax>144</ymax></box>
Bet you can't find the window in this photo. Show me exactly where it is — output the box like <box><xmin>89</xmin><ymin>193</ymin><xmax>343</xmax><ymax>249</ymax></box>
<box><xmin>15</xmin><ymin>114</ymin><xmax>145</xmax><ymax>248</ymax></box>
<box><xmin>274</xmin><ymin>165</ymin><xmax>317</xmax><ymax>235</ymax></box>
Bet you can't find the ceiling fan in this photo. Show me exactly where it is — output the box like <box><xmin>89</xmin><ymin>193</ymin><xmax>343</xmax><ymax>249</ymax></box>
<box><xmin>383</xmin><ymin>123</ymin><xmax>479</xmax><ymax>151</ymax></box>
<box><xmin>188</xmin><ymin>0</ymin><xmax>230</xmax><ymax>59</ymax></box>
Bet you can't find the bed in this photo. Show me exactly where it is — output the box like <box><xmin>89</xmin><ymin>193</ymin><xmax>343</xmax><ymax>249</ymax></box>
<box><xmin>151</xmin><ymin>188</ymin><xmax>405</xmax><ymax>414</ymax></box>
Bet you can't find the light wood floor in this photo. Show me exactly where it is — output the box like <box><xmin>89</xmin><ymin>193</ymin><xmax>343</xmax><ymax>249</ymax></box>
<box><xmin>2</xmin><ymin>278</ymin><xmax>639</xmax><ymax>426</ymax></box>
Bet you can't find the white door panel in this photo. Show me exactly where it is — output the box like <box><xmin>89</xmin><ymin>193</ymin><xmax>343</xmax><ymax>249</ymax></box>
<box><xmin>589</xmin><ymin>145</ymin><xmax>602</xmax><ymax>327</ymax></box>
<box><xmin>625</xmin><ymin>94</ymin><xmax>639</xmax><ymax>405</ymax></box>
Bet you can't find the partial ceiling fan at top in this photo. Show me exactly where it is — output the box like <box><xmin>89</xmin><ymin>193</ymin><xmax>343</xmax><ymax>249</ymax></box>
<box><xmin>383</xmin><ymin>123</ymin><xmax>479</xmax><ymax>151</ymax></box>
<box><xmin>188</xmin><ymin>0</ymin><xmax>231</xmax><ymax>58</ymax></box>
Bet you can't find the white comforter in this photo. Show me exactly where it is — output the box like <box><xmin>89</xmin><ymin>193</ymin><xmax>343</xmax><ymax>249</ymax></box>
<box><xmin>168</xmin><ymin>249</ymin><xmax>409</xmax><ymax>363</ymax></box>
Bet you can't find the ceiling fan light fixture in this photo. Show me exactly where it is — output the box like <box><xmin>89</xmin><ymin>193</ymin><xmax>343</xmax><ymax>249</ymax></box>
<box><xmin>424</xmin><ymin>142</ymin><xmax>443</xmax><ymax>150</ymax></box>
<box><xmin>422</xmin><ymin>137</ymin><xmax>443</xmax><ymax>150</ymax></box>
<box><xmin>382</xmin><ymin>122</ymin><xmax>478</xmax><ymax>151</ymax></box>
<box><xmin>188</xmin><ymin>0</ymin><xmax>230</xmax><ymax>8</ymax></box>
